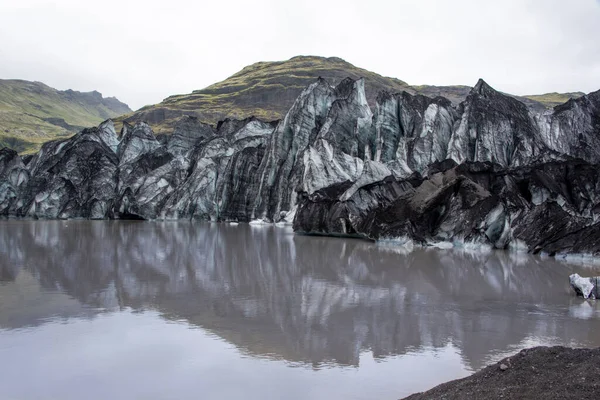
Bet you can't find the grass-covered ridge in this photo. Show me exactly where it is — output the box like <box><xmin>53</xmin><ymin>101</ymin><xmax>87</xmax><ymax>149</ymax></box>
<box><xmin>120</xmin><ymin>56</ymin><xmax>414</xmax><ymax>133</ymax></box>
<box><xmin>523</xmin><ymin>92</ymin><xmax>585</xmax><ymax>108</ymax></box>
<box><xmin>0</xmin><ymin>79</ymin><xmax>131</xmax><ymax>153</ymax></box>
<box><xmin>3</xmin><ymin>57</ymin><xmax>587</xmax><ymax>151</ymax></box>
<box><xmin>121</xmin><ymin>56</ymin><xmax>587</xmax><ymax>134</ymax></box>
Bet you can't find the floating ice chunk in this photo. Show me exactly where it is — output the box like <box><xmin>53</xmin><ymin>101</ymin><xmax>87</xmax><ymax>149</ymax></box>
<box><xmin>569</xmin><ymin>273</ymin><xmax>596</xmax><ymax>299</ymax></box>
<box><xmin>452</xmin><ymin>239</ymin><xmax>492</xmax><ymax>254</ymax></box>
<box><xmin>559</xmin><ymin>253</ymin><xmax>600</xmax><ymax>265</ymax></box>
<box><xmin>276</xmin><ymin>206</ymin><xmax>297</xmax><ymax>226</ymax></box>
<box><xmin>377</xmin><ymin>236</ymin><xmax>415</xmax><ymax>254</ymax></box>
<box><xmin>509</xmin><ymin>239</ymin><xmax>528</xmax><ymax>253</ymax></box>
<box><xmin>249</xmin><ymin>219</ymin><xmax>269</xmax><ymax>226</ymax></box>
<box><xmin>429</xmin><ymin>241</ymin><xmax>453</xmax><ymax>249</ymax></box>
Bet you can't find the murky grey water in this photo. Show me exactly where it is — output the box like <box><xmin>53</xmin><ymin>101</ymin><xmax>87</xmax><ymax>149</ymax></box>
<box><xmin>1</xmin><ymin>221</ymin><xmax>600</xmax><ymax>399</ymax></box>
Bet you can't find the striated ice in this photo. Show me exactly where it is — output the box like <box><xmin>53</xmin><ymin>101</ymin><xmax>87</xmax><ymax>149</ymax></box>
<box><xmin>1</xmin><ymin>77</ymin><xmax>600</xmax><ymax>259</ymax></box>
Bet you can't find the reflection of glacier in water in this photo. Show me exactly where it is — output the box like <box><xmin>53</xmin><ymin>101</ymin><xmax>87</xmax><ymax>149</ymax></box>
<box><xmin>2</xmin><ymin>220</ymin><xmax>600</xmax><ymax>372</ymax></box>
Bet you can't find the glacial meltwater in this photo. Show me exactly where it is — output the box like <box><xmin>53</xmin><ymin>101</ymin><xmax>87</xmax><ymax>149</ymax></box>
<box><xmin>2</xmin><ymin>221</ymin><xmax>600</xmax><ymax>399</ymax></box>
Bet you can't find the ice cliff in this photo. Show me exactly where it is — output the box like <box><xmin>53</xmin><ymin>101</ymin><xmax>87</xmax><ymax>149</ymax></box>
<box><xmin>1</xmin><ymin>77</ymin><xmax>599</xmax><ymax>255</ymax></box>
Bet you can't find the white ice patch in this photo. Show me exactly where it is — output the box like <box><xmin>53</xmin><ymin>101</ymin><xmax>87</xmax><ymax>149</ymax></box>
<box><xmin>276</xmin><ymin>206</ymin><xmax>297</xmax><ymax>226</ymax></box>
<box><xmin>54</xmin><ymin>141</ymin><xmax>68</xmax><ymax>155</ymax></box>
<box><xmin>156</xmin><ymin>178</ymin><xmax>169</xmax><ymax>189</ymax></box>
<box><xmin>452</xmin><ymin>239</ymin><xmax>493</xmax><ymax>254</ymax></box>
<box><xmin>569</xmin><ymin>273</ymin><xmax>595</xmax><ymax>299</ymax></box>
<box><xmin>509</xmin><ymin>239</ymin><xmax>529</xmax><ymax>253</ymax></box>
<box><xmin>340</xmin><ymin>160</ymin><xmax>392</xmax><ymax>201</ymax></box>
<box><xmin>485</xmin><ymin>204</ymin><xmax>504</xmax><ymax>226</ymax></box>
<box><xmin>249</xmin><ymin>219</ymin><xmax>269</xmax><ymax>226</ymax></box>
<box><xmin>553</xmin><ymin>250</ymin><xmax>600</xmax><ymax>265</ymax></box>
<box><xmin>34</xmin><ymin>192</ymin><xmax>49</xmax><ymax>203</ymax></box>
<box><xmin>428</xmin><ymin>241</ymin><xmax>454</xmax><ymax>250</ymax></box>
<box><xmin>233</xmin><ymin>120</ymin><xmax>273</xmax><ymax>140</ymax></box>
<box><xmin>420</xmin><ymin>104</ymin><xmax>439</xmax><ymax>138</ymax></box>
<box><xmin>302</xmin><ymin>139</ymin><xmax>363</xmax><ymax>195</ymax></box>
<box><xmin>377</xmin><ymin>236</ymin><xmax>416</xmax><ymax>254</ymax></box>
<box><xmin>386</xmin><ymin>160</ymin><xmax>413</xmax><ymax>180</ymax></box>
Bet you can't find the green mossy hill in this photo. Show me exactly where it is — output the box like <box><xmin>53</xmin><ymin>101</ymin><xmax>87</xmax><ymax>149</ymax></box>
<box><xmin>120</xmin><ymin>56</ymin><xmax>414</xmax><ymax>133</ymax></box>
<box><xmin>4</xmin><ymin>57</ymin><xmax>585</xmax><ymax>152</ymax></box>
<box><xmin>121</xmin><ymin>56</ymin><xmax>586</xmax><ymax>134</ymax></box>
<box><xmin>0</xmin><ymin>79</ymin><xmax>131</xmax><ymax>153</ymax></box>
<box><xmin>523</xmin><ymin>92</ymin><xmax>585</xmax><ymax>108</ymax></box>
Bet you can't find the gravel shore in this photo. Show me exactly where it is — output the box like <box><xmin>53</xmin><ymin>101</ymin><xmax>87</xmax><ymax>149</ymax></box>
<box><xmin>403</xmin><ymin>346</ymin><xmax>600</xmax><ymax>399</ymax></box>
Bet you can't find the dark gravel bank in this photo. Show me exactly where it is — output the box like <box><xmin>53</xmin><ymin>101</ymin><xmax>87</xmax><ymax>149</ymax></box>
<box><xmin>403</xmin><ymin>346</ymin><xmax>600</xmax><ymax>399</ymax></box>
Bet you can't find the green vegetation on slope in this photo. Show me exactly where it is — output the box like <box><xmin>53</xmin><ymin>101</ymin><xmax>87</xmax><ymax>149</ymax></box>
<box><xmin>3</xmin><ymin>57</ymin><xmax>587</xmax><ymax>152</ymax></box>
<box><xmin>122</xmin><ymin>55</ymin><xmax>587</xmax><ymax>135</ymax></box>
<box><xmin>523</xmin><ymin>92</ymin><xmax>585</xmax><ymax>108</ymax></box>
<box><xmin>0</xmin><ymin>79</ymin><xmax>131</xmax><ymax>153</ymax></box>
<box><xmin>120</xmin><ymin>56</ymin><xmax>414</xmax><ymax>133</ymax></box>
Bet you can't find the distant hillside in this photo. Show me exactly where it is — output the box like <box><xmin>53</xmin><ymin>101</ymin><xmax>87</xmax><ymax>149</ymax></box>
<box><xmin>387</xmin><ymin>86</ymin><xmax>585</xmax><ymax>111</ymax></box>
<box><xmin>120</xmin><ymin>56</ymin><xmax>414</xmax><ymax>133</ymax></box>
<box><xmin>0</xmin><ymin>79</ymin><xmax>131</xmax><ymax>153</ymax></box>
<box><xmin>522</xmin><ymin>92</ymin><xmax>586</xmax><ymax>108</ymax></box>
<box><xmin>2</xmin><ymin>57</ymin><xmax>585</xmax><ymax>151</ymax></box>
<box><xmin>120</xmin><ymin>56</ymin><xmax>585</xmax><ymax>134</ymax></box>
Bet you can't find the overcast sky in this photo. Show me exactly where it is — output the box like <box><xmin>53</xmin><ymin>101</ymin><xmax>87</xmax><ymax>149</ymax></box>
<box><xmin>1</xmin><ymin>0</ymin><xmax>599</xmax><ymax>110</ymax></box>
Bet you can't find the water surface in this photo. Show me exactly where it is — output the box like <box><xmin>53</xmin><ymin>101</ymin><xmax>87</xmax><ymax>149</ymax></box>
<box><xmin>1</xmin><ymin>221</ymin><xmax>600</xmax><ymax>399</ymax></box>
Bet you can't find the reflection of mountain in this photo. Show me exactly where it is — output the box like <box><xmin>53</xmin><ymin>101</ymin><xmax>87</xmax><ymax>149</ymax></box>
<box><xmin>1</xmin><ymin>221</ymin><xmax>600</xmax><ymax>370</ymax></box>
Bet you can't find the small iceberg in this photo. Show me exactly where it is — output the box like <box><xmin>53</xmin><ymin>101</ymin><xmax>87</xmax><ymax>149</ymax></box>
<box><xmin>249</xmin><ymin>219</ymin><xmax>269</xmax><ymax>226</ymax></box>
<box><xmin>376</xmin><ymin>236</ymin><xmax>416</xmax><ymax>254</ymax></box>
<box><xmin>569</xmin><ymin>273</ymin><xmax>599</xmax><ymax>299</ymax></box>
<box><xmin>428</xmin><ymin>241</ymin><xmax>453</xmax><ymax>250</ymax></box>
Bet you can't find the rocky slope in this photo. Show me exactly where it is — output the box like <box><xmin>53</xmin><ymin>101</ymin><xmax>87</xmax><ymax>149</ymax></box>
<box><xmin>0</xmin><ymin>79</ymin><xmax>131</xmax><ymax>153</ymax></box>
<box><xmin>119</xmin><ymin>56</ymin><xmax>583</xmax><ymax>133</ymax></box>
<box><xmin>0</xmin><ymin>76</ymin><xmax>599</xmax><ymax>256</ymax></box>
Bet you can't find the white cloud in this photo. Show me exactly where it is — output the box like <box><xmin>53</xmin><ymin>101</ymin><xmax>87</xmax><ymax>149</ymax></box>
<box><xmin>0</xmin><ymin>0</ymin><xmax>598</xmax><ymax>110</ymax></box>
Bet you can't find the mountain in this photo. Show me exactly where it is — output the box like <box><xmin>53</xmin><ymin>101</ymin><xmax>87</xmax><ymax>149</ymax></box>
<box><xmin>1</xmin><ymin>57</ymin><xmax>584</xmax><ymax>152</ymax></box>
<box><xmin>522</xmin><ymin>91</ymin><xmax>587</xmax><ymax>108</ymax></box>
<box><xmin>120</xmin><ymin>56</ymin><xmax>583</xmax><ymax>133</ymax></box>
<box><xmin>120</xmin><ymin>56</ymin><xmax>412</xmax><ymax>133</ymax></box>
<box><xmin>0</xmin><ymin>79</ymin><xmax>131</xmax><ymax>153</ymax></box>
<box><xmin>0</xmin><ymin>76</ymin><xmax>599</xmax><ymax>256</ymax></box>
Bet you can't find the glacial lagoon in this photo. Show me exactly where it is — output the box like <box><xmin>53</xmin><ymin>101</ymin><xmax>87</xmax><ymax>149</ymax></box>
<box><xmin>1</xmin><ymin>221</ymin><xmax>600</xmax><ymax>399</ymax></box>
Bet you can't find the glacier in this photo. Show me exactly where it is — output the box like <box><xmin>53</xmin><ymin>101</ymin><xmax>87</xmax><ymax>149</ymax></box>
<box><xmin>1</xmin><ymin>76</ymin><xmax>600</xmax><ymax>256</ymax></box>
